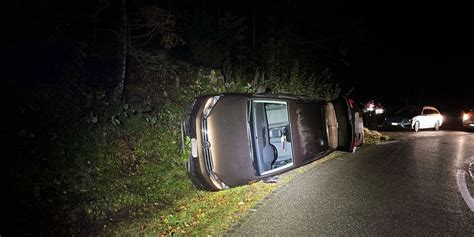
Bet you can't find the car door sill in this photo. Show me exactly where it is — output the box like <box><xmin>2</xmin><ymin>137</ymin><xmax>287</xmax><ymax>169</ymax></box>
<box><xmin>260</xmin><ymin>163</ymin><xmax>293</xmax><ymax>176</ymax></box>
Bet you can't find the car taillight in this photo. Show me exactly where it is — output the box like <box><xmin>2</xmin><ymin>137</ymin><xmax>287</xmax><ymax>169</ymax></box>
<box><xmin>347</xmin><ymin>98</ymin><xmax>354</xmax><ymax>109</ymax></box>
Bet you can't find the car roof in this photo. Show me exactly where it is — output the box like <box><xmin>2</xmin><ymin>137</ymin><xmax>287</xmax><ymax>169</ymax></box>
<box><xmin>396</xmin><ymin>106</ymin><xmax>419</xmax><ymax>111</ymax></box>
<box><xmin>199</xmin><ymin>92</ymin><xmax>319</xmax><ymax>102</ymax></box>
<box><xmin>422</xmin><ymin>106</ymin><xmax>439</xmax><ymax>111</ymax></box>
<box><xmin>252</xmin><ymin>92</ymin><xmax>315</xmax><ymax>101</ymax></box>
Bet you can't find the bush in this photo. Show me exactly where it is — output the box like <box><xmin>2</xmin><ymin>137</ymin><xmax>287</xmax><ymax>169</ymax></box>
<box><xmin>266</xmin><ymin>61</ymin><xmax>340</xmax><ymax>101</ymax></box>
<box><xmin>363</xmin><ymin>128</ymin><xmax>390</xmax><ymax>144</ymax></box>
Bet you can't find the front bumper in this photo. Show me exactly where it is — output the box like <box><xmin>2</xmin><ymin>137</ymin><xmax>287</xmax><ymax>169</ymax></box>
<box><xmin>183</xmin><ymin>95</ymin><xmax>231</xmax><ymax>191</ymax></box>
<box><xmin>385</xmin><ymin>120</ymin><xmax>412</xmax><ymax>129</ymax></box>
<box><xmin>463</xmin><ymin>120</ymin><xmax>474</xmax><ymax>129</ymax></box>
<box><xmin>183</xmin><ymin>96</ymin><xmax>221</xmax><ymax>191</ymax></box>
<box><xmin>186</xmin><ymin>153</ymin><xmax>220</xmax><ymax>191</ymax></box>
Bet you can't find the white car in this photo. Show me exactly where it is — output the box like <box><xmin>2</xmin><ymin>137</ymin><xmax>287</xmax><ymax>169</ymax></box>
<box><xmin>384</xmin><ymin>106</ymin><xmax>443</xmax><ymax>132</ymax></box>
<box><xmin>412</xmin><ymin>106</ymin><xmax>443</xmax><ymax>132</ymax></box>
<box><xmin>463</xmin><ymin>109</ymin><xmax>474</xmax><ymax>130</ymax></box>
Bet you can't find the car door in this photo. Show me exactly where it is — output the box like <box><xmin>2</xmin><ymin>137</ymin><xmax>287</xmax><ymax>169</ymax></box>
<box><xmin>251</xmin><ymin>99</ymin><xmax>295</xmax><ymax>176</ymax></box>
<box><xmin>287</xmin><ymin>99</ymin><xmax>329</xmax><ymax>166</ymax></box>
<box><xmin>419</xmin><ymin>108</ymin><xmax>435</xmax><ymax>128</ymax></box>
<box><xmin>333</xmin><ymin>97</ymin><xmax>364</xmax><ymax>152</ymax></box>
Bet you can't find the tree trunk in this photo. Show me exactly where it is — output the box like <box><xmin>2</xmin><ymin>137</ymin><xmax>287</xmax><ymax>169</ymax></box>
<box><xmin>252</xmin><ymin>6</ymin><xmax>256</xmax><ymax>50</ymax></box>
<box><xmin>113</xmin><ymin>0</ymin><xmax>127</xmax><ymax>102</ymax></box>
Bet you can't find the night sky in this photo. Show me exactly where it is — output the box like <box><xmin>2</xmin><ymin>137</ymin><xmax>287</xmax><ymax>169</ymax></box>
<box><xmin>340</xmin><ymin>1</ymin><xmax>474</xmax><ymax>113</ymax></box>
<box><xmin>189</xmin><ymin>0</ymin><xmax>474</xmax><ymax>113</ymax></box>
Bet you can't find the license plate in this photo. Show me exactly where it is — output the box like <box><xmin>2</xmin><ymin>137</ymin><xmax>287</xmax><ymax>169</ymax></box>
<box><xmin>191</xmin><ymin>138</ymin><xmax>198</xmax><ymax>157</ymax></box>
<box><xmin>391</xmin><ymin>123</ymin><xmax>398</xmax><ymax>125</ymax></box>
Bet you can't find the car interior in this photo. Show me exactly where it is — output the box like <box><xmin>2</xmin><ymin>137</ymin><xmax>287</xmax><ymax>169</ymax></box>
<box><xmin>333</xmin><ymin>100</ymin><xmax>351</xmax><ymax>149</ymax></box>
<box><xmin>251</xmin><ymin>101</ymin><xmax>293</xmax><ymax>175</ymax></box>
<box><xmin>324</xmin><ymin>102</ymin><xmax>338</xmax><ymax>149</ymax></box>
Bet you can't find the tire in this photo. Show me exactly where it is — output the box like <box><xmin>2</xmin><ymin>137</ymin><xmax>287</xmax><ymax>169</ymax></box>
<box><xmin>414</xmin><ymin>121</ymin><xmax>420</xmax><ymax>132</ymax></box>
<box><xmin>434</xmin><ymin>121</ymin><xmax>440</xmax><ymax>131</ymax></box>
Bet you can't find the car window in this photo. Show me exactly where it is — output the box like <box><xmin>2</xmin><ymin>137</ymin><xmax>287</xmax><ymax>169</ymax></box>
<box><xmin>266</xmin><ymin>103</ymin><xmax>288</xmax><ymax>126</ymax></box>
<box><xmin>423</xmin><ymin>109</ymin><xmax>439</xmax><ymax>115</ymax></box>
<box><xmin>395</xmin><ymin>108</ymin><xmax>419</xmax><ymax>117</ymax></box>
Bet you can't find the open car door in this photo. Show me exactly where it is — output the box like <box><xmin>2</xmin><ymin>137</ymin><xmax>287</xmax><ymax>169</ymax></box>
<box><xmin>333</xmin><ymin>97</ymin><xmax>364</xmax><ymax>152</ymax></box>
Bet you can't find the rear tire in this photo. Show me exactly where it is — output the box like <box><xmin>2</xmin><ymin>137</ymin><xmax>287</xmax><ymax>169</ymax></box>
<box><xmin>434</xmin><ymin>121</ymin><xmax>440</xmax><ymax>131</ymax></box>
<box><xmin>414</xmin><ymin>121</ymin><xmax>420</xmax><ymax>132</ymax></box>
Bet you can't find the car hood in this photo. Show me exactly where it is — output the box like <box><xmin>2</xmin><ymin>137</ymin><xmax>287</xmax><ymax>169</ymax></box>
<box><xmin>206</xmin><ymin>96</ymin><xmax>256</xmax><ymax>187</ymax></box>
<box><xmin>385</xmin><ymin>116</ymin><xmax>411</xmax><ymax>123</ymax></box>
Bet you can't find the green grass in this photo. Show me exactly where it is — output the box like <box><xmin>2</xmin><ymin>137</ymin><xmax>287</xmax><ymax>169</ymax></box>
<box><xmin>40</xmin><ymin>104</ymin><xmax>197</xmax><ymax>234</ymax></box>
<box><xmin>40</xmin><ymin>100</ymin><xmax>345</xmax><ymax>235</ymax></box>
<box><xmin>24</xmin><ymin>96</ymin><xmax>350</xmax><ymax>236</ymax></box>
<box><xmin>103</xmin><ymin>152</ymin><xmax>340</xmax><ymax>236</ymax></box>
<box><xmin>18</xmin><ymin>67</ymin><xmax>345</xmax><ymax>235</ymax></box>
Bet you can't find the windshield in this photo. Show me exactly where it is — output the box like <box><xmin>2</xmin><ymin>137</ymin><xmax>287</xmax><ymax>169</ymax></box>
<box><xmin>395</xmin><ymin>108</ymin><xmax>419</xmax><ymax>118</ymax></box>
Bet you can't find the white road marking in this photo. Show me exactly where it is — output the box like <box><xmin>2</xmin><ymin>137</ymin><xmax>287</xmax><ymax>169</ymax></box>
<box><xmin>469</xmin><ymin>162</ymin><xmax>473</xmax><ymax>180</ymax></box>
<box><xmin>456</xmin><ymin>170</ymin><xmax>474</xmax><ymax>212</ymax></box>
<box><xmin>464</xmin><ymin>156</ymin><xmax>474</xmax><ymax>180</ymax></box>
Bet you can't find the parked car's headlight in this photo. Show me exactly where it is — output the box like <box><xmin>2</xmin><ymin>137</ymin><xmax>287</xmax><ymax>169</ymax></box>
<box><xmin>209</xmin><ymin>171</ymin><xmax>229</xmax><ymax>190</ymax></box>
<box><xmin>203</xmin><ymin>96</ymin><xmax>221</xmax><ymax>119</ymax></box>
<box><xmin>463</xmin><ymin>113</ymin><xmax>469</xmax><ymax>121</ymax></box>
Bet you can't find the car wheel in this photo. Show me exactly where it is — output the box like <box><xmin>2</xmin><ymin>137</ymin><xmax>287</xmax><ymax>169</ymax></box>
<box><xmin>434</xmin><ymin>121</ymin><xmax>440</xmax><ymax>131</ymax></box>
<box><xmin>414</xmin><ymin>121</ymin><xmax>420</xmax><ymax>132</ymax></box>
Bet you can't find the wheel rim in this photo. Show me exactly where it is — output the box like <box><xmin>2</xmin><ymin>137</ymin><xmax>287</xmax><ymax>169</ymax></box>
<box><xmin>435</xmin><ymin>122</ymin><xmax>439</xmax><ymax>131</ymax></box>
<box><xmin>415</xmin><ymin>122</ymin><xmax>419</xmax><ymax>132</ymax></box>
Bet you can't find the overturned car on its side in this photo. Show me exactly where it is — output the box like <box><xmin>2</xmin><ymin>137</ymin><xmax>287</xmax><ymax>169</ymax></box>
<box><xmin>181</xmin><ymin>93</ymin><xmax>364</xmax><ymax>191</ymax></box>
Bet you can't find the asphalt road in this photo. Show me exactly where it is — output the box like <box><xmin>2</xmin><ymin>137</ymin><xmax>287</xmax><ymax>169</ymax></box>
<box><xmin>228</xmin><ymin>130</ymin><xmax>474</xmax><ymax>236</ymax></box>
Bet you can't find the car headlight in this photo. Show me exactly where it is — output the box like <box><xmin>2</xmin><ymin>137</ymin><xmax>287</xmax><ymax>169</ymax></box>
<box><xmin>209</xmin><ymin>171</ymin><xmax>229</xmax><ymax>190</ymax></box>
<box><xmin>202</xmin><ymin>96</ymin><xmax>221</xmax><ymax>119</ymax></box>
<box><xmin>463</xmin><ymin>113</ymin><xmax>469</xmax><ymax>121</ymax></box>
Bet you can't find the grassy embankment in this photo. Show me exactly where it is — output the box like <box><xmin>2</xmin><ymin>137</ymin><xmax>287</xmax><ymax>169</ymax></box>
<box><xmin>363</xmin><ymin>127</ymin><xmax>390</xmax><ymax>144</ymax></box>
<box><xmin>16</xmin><ymin>59</ymin><xmax>344</xmax><ymax>235</ymax></box>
